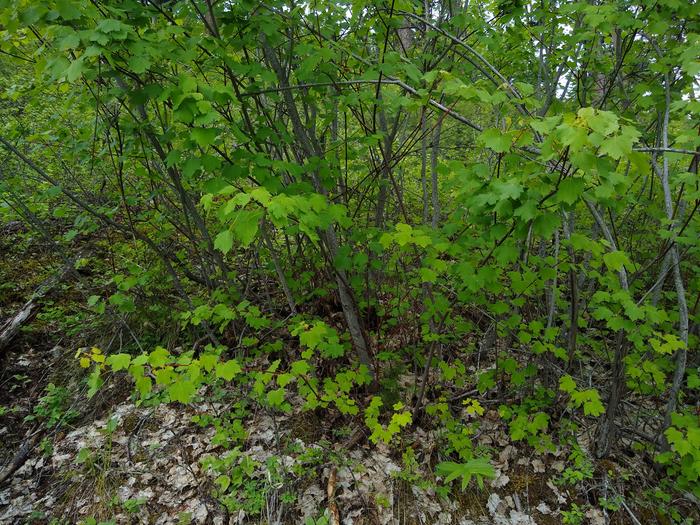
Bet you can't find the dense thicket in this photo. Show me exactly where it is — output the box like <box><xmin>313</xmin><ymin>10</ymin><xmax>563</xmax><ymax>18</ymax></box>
<box><xmin>0</xmin><ymin>0</ymin><xmax>699</xmax><ymax>522</ymax></box>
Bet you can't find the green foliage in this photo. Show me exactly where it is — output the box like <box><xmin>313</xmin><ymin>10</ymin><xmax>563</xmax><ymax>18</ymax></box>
<box><xmin>559</xmin><ymin>375</ymin><xmax>605</xmax><ymax>417</ymax></box>
<box><xmin>293</xmin><ymin>320</ymin><xmax>346</xmax><ymax>359</ymax></box>
<box><xmin>25</xmin><ymin>383</ymin><xmax>78</xmax><ymax>427</ymax></box>
<box><xmin>304</xmin><ymin>512</ymin><xmax>331</xmax><ymax>525</ymax></box>
<box><xmin>499</xmin><ymin>390</ymin><xmax>556</xmax><ymax>453</ymax></box>
<box><xmin>0</xmin><ymin>0</ymin><xmax>698</xmax><ymax>518</ymax></box>
<box><xmin>561</xmin><ymin>503</ymin><xmax>585</xmax><ymax>525</ymax></box>
<box><xmin>658</xmin><ymin>412</ymin><xmax>700</xmax><ymax>498</ymax></box>
<box><xmin>122</xmin><ymin>497</ymin><xmax>147</xmax><ymax>514</ymax></box>
<box><xmin>364</xmin><ymin>397</ymin><xmax>412</xmax><ymax>445</ymax></box>
<box><xmin>435</xmin><ymin>458</ymin><xmax>496</xmax><ymax>490</ymax></box>
<box><xmin>80</xmin><ymin>519</ymin><xmax>115</xmax><ymax>525</ymax></box>
<box><xmin>557</xmin><ymin>444</ymin><xmax>595</xmax><ymax>486</ymax></box>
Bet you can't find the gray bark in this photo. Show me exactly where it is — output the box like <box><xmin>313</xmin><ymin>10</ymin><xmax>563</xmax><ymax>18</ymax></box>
<box><xmin>658</xmin><ymin>73</ymin><xmax>689</xmax><ymax>446</ymax></box>
<box><xmin>585</xmin><ymin>198</ymin><xmax>629</xmax><ymax>457</ymax></box>
<box><xmin>430</xmin><ymin>117</ymin><xmax>442</xmax><ymax>229</ymax></box>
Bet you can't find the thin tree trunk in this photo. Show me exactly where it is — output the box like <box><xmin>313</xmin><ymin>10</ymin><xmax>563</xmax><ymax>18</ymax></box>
<box><xmin>651</xmin><ymin>250</ymin><xmax>673</xmax><ymax>306</ymax></box>
<box><xmin>262</xmin><ymin>223</ymin><xmax>297</xmax><ymax>315</ymax></box>
<box><xmin>430</xmin><ymin>117</ymin><xmax>442</xmax><ymax>229</ymax></box>
<box><xmin>421</xmin><ymin>109</ymin><xmax>429</xmax><ymax>224</ymax></box>
<box><xmin>659</xmin><ymin>73</ymin><xmax>689</xmax><ymax>447</ymax></box>
<box><xmin>562</xmin><ymin>212</ymin><xmax>579</xmax><ymax>368</ymax></box>
<box><xmin>374</xmin><ymin>102</ymin><xmax>392</xmax><ymax>229</ymax></box>
<box><xmin>546</xmin><ymin>228</ymin><xmax>560</xmax><ymax>329</ymax></box>
<box><xmin>585</xmin><ymin>198</ymin><xmax>629</xmax><ymax>457</ymax></box>
<box><xmin>261</xmin><ymin>38</ymin><xmax>374</xmax><ymax>374</ymax></box>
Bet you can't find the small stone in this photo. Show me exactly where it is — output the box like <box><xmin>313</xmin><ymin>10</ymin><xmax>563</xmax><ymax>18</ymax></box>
<box><xmin>488</xmin><ymin>493</ymin><xmax>504</xmax><ymax>516</ymax></box>
<box><xmin>531</xmin><ymin>459</ymin><xmax>545</xmax><ymax>473</ymax></box>
<box><xmin>492</xmin><ymin>472</ymin><xmax>511</xmax><ymax>488</ymax></box>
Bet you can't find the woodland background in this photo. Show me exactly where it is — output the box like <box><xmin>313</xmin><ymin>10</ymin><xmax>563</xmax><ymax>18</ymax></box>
<box><xmin>0</xmin><ymin>0</ymin><xmax>699</xmax><ymax>523</ymax></box>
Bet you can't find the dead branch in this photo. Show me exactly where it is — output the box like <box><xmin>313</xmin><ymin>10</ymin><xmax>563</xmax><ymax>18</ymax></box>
<box><xmin>0</xmin><ymin>257</ymin><xmax>77</xmax><ymax>356</ymax></box>
<box><xmin>0</xmin><ymin>427</ymin><xmax>45</xmax><ymax>486</ymax></box>
<box><xmin>327</xmin><ymin>467</ymin><xmax>340</xmax><ymax>525</ymax></box>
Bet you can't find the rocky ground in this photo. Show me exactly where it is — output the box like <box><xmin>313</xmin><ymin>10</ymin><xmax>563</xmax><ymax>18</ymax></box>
<box><xmin>0</xmin><ymin>361</ymin><xmax>604</xmax><ymax>524</ymax></box>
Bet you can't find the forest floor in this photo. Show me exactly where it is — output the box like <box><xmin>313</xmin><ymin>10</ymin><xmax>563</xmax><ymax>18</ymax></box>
<box><xmin>0</xmin><ymin>227</ymin><xmax>671</xmax><ymax>524</ymax></box>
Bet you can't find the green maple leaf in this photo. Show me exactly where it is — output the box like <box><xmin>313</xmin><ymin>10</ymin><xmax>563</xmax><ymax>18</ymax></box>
<box><xmin>599</xmin><ymin>126</ymin><xmax>640</xmax><ymax>159</ymax></box>
<box><xmin>267</xmin><ymin>387</ymin><xmax>286</xmax><ymax>407</ymax></box>
<box><xmin>556</xmin><ymin>177</ymin><xmax>585</xmax><ymax>205</ymax></box>
<box><xmin>215</xmin><ymin>359</ymin><xmax>242</xmax><ymax>381</ymax></box>
<box><xmin>514</xmin><ymin>199</ymin><xmax>539</xmax><ymax>221</ymax></box>
<box><xmin>559</xmin><ymin>374</ymin><xmax>577</xmax><ymax>393</ymax></box>
<box><xmin>168</xmin><ymin>379</ymin><xmax>196</xmax><ymax>403</ymax></box>
<box><xmin>530</xmin><ymin>115</ymin><xmax>562</xmax><ymax>134</ymax></box>
<box><xmin>232</xmin><ymin>210</ymin><xmax>262</xmax><ymax>247</ymax></box>
<box><xmin>65</xmin><ymin>57</ymin><xmax>86</xmax><ymax>82</ymax></box>
<box><xmin>578</xmin><ymin>107</ymin><xmax>619</xmax><ymax>136</ymax></box>
<box><xmin>106</xmin><ymin>353</ymin><xmax>131</xmax><ymax>371</ymax></box>
<box><xmin>479</xmin><ymin>128</ymin><xmax>513</xmax><ymax>153</ymax></box>
<box><xmin>214</xmin><ymin>229</ymin><xmax>234</xmax><ymax>254</ymax></box>
<box><xmin>492</xmin><ymin>179</ymin><xmax>523</xmax><ymax>200</ymax></box>
<box><xmin>190</xmin><ymin>127</ymin><xmax>218</xmax><ymax>148</ymax></box>
<box><xmin>603</xmin><ymin>250</ymin><xmax>630</xmax><ymax>272</ymax></box>
<box><xmin>148</xmin><ymin>347</ymin><xmax>170</xmax><ymax>368</ymax></box>
<box><xmin>557</xmin><ymin>123</ymin><xmax>589</xmax><ymax>151</ymax></box>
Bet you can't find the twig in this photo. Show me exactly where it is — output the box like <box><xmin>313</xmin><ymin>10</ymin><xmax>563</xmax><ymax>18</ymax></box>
<box><xmin>0</xmin><ymin>427</ymin><xmax>45</xmax><ymax>486</ymax></box>
<box><xmin>633</xmin><ymin>147</ymin><xmax>699</xmax><ymax>156</ymax></box>
<box><xmin>448</xmin><ymin>388</ymin><xmax>479</xmax><ymax>403</ymax></box>
<box><xmin>127</xmin><ymin>411</ymin><xmax>153</xmax><ymax>464</ymax></box>
<box><xmin>339</xmin><ymin>427</ymin><xmax>367</xmax><ymax>451</ymax></box>
<box><xmin>239</xmin><ymin>79</ymin><xmax>402</xmax><ymax>97</ymax></box>
<box><xmin>621</xmin><ymin>499</ymin><xmax>642</xmax><ymax>525</ymax></box>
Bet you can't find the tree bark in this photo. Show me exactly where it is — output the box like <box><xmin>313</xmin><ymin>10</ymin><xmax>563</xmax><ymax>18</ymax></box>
<box><xmin>430</xmin><ymin>117</ymin><xmax>443</xmax><ymax>229</ymax></box>
<box><xmin>585</xmin><ymin>198</ymin><xmax>629</xmax><ymax>457</ymax></box>
<box><xmin>658</xmin><ymin>73</ymin><xmax>689</xmax><ymax>447</ymax></box>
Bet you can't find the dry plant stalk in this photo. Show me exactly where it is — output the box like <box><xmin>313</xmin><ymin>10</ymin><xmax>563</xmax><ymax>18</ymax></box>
<box><xmin>327</xmin><ymin>467</ymin><xmax>340</xmax><ymax>525</ymax></box>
